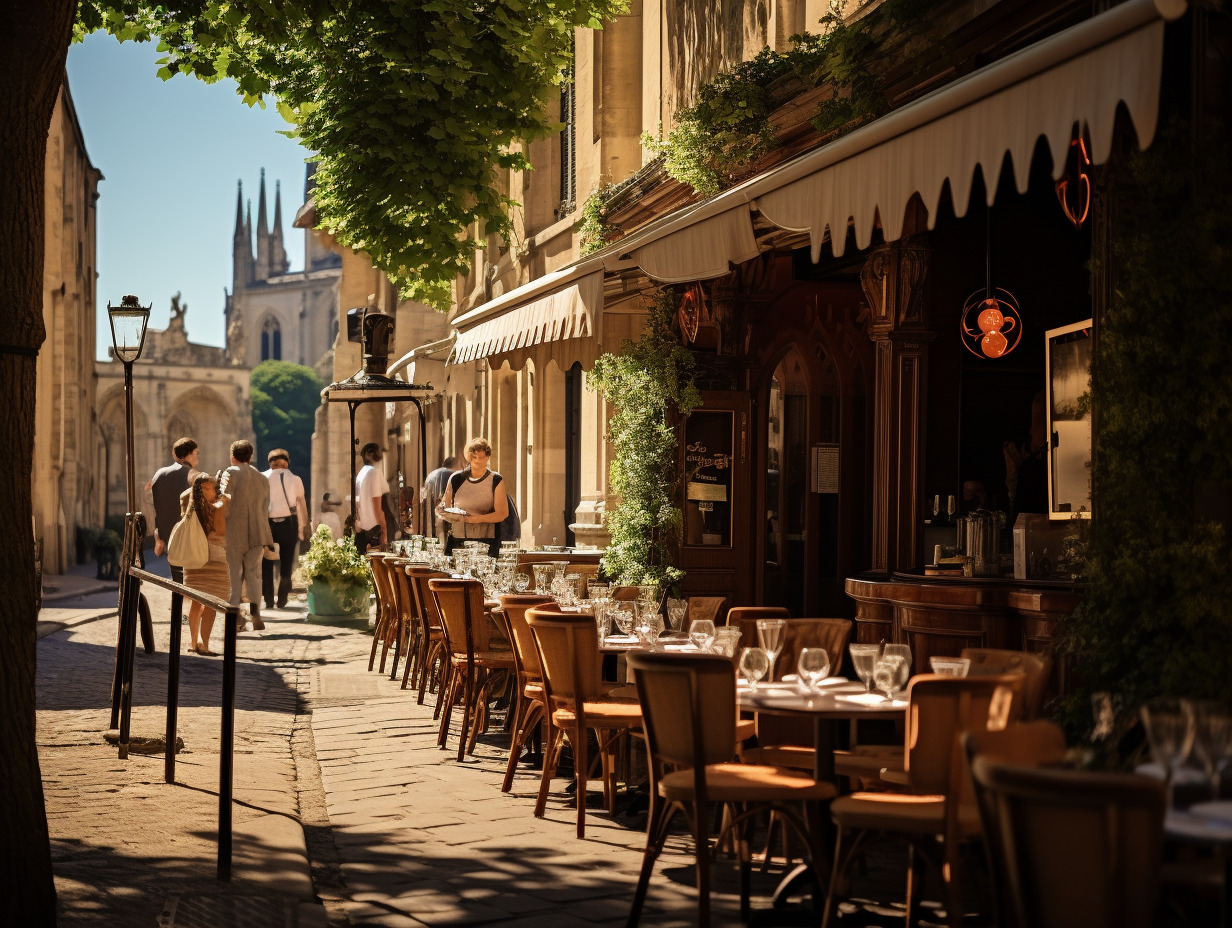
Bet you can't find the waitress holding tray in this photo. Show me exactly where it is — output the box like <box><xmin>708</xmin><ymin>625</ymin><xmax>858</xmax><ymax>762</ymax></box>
<box><xmin>436</xmin><ymin>437</ymin><xmax>508</xmax><ymax>558</ymax></box>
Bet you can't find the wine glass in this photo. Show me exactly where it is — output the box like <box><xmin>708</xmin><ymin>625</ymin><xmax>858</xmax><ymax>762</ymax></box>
<box><xmin>946</xmin><ymin>494</ymin><xmax>958</xmax><ymax>522</ymax></box>
<box><xmin>739</xmin><ymin>647</ymin><xmax>770</xmax><ymax>690</ymax></box>
<box><xmin>757</xmin><ymin>619</ymin><xmax>787</xmax><ymax>682</ymax></box>
<box><xmin>689</xmin><ymin>619</ymin><xmax>716</xmax><ymax>652</ymax></box>
<box><xmin>929</xmin><ymin>656</ymin><xmax>971</xmax><ymax>677</ymax></box>
<box><xmin>532</xmin><ymin>564</ymin><xmax>553</xmax><ymax>594</ymax></box>
<box><xmin>513</xmin><ymin>572</ymin><xmax>531</xmax><ymax>593</ymax></box>
<box><xmin>611</xmin><ymin>607</ymin><xmax>636</xmax><ymax>639</ymax></box>
<box><xmin>849</xmin><ymin>643</ymin><xmax>881</xmax><ymax>695</ymax></box>
<box><xmin>873</xmin><ymin>653</ymin><xmax>910</xmax><ymax>701</ymax></box>
<box><xmin>1190</xmin><ymin>700</ymin><xmax>1232</xmax><ymax>801</ymax></box>
<box><xmin>798</xmin><ymin>647</ymin><xmax>831</xmax><ymax>692</ymax></box>
<box><xmin>1140</xmin><ymin>698</ymin><xmax>1196</xmax><ymax>808</ymax></box>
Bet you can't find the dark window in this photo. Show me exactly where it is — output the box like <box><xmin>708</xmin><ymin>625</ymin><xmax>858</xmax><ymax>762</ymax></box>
<box><xmin>564</xmin><ymin>362</ymin><xmax>582</xmax><ymax>546</ymax></box>
<box><xmin>261</xmin><ymin>317</ymin><xmax>282</xmax><ymax>362</ymax></box>
<box><xmin>556</xmin><ymin>37</ymin><xmax>577</xmax><ymax>219</ymax></box>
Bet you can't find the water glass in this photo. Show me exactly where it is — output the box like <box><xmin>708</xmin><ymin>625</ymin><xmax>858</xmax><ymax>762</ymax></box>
<box><xmin>713</xmin><ymin>626</ymin><xmax>742</xmax><ymax>658</ymax></box>
<box><xmin>1191</xmin><ymin>701</ymin><xmax>1232</xmax><ymax>800</ymax></box>
<box><xmin>611</xmin><ymin>607</ymin><xmax>636</xmax><ymax>638</ymax></box>
<box><xmin>929</xmin><ymin>656</ymin><xmax>970</xmax><ymax>678</ymax></box>
<box><xmin>798</xmin><ymin>647</ymin><xmax>831</xmax><ymax>691</ymax></box>
<box><xmin>739</xmin><ymin>647</ymin><xmax>770</xmax><ymax>689</ymax></box>
<box><xmin>532</xmin><ymin>564</ymin><xmax>554</xmax><ymax>594</ymax></box>
<box><xmin>873</xmin><ymin>653</ymin><xmax>910</xmax><ymax>701</ymax></box>
<box><xmin>757</xmin><ymin>619</ymin><xmax>786</xmax><ymax>682</ymax></box>
<box><xmin>850</xmin><ymin>643</ymin><xmax>881</xmax><ymax>694</ymax></box>
<box><xmin>666</xmin><ymin>604</ymin><xmax>687</xmax><ymax>635</ymax></box>
<box><xmin>689</xmin><ymin>619</ymin><xmax>716</xmax><ymax>652</ymax></box>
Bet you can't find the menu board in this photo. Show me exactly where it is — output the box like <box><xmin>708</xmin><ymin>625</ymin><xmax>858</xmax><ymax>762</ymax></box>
<box><xmin>684</xmin><ymin>410</ymin><xmax>734</xmax><ymax>546</ymax></box>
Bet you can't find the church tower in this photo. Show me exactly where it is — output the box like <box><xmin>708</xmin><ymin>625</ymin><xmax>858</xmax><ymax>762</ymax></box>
<box><xmin>271</xmin><ymin>180</ymin><xmax>290</xmax><ymax>277</ymax></box>
<box><xmin>255</xmin><ymin>168</ymin><xmax>271</xmax><ymax>281</ymax></box>
<box><xmin>232</xmin><ymin>179</ymin><xmax>253</xmax><ymax>288</ymax></box>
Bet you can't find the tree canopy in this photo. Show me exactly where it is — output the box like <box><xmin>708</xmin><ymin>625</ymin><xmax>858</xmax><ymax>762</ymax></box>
<box><xmin>250</xmin><ymin>360</ymin><xmax>323</xmax><ymax>497</ymax></box>
<box><xmin>75</xmin><ymin>0</ymin><xmax>626</xmax><ymax>308</ymax></box>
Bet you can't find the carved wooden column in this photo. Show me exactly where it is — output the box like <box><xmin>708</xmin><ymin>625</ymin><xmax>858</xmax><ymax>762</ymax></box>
<box><xmin>861</xmin><ymin>237</ymin><xmax>934</xmax><ymax>573</ymax></box>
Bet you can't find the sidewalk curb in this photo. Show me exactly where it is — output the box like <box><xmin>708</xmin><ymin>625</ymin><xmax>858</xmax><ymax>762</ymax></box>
<box><xmin>41</xmin><ymin>581</ymin><xmax>118</xmax><ymax>605</ymax></box>
<box><xmin>37</xmin><ymin>608</ymin><xmax>118</xmax><ymax>640</ymax></box>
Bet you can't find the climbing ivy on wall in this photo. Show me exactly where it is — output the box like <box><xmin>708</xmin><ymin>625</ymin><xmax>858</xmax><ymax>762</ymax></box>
<box><xmin>588</xmin><ymin>291</ymin><xmax>701</xmax><ymax>590</ymax></box>
<box><xmin>644</xmin><ymin>0</ymin><xmax>931</xmax><ymax>196</ymax></box>
<box><xmin>1059</xmin><ymin>117</ymin><xmax>1232</xmax><ymax>760</ymax></box>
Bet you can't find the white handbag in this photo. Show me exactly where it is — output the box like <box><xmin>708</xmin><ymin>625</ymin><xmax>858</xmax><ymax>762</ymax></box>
<box><xmin>167</xmin><ymin>509</ymin><xmax>209</xmax><ymax>569</ymax></box>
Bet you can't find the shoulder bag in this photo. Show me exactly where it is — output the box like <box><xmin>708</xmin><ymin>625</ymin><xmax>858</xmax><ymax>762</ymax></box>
<box><xmin>167</xmin><ymin>509</ymin><xmax>209</xmax><ymax>569</ymax></box>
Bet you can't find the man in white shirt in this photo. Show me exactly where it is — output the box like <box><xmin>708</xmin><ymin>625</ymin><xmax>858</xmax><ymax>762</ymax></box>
<box><xmin>355</xmin><ymin>442</ymin><xmax>389</xmax><ymax>554</ymax></box>
<box><xmin>262</xmin><ymin>448</ymin><xmax>309</xmax><ymax>609</ymax></box>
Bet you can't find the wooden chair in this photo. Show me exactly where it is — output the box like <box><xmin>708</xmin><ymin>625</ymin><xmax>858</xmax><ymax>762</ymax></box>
<box><xmin>725</xmin><ymin>606</ymin><xmax>792</xmax><ymax>648</ymax></box>
<box><xmin>625</xmin><ymin>652</ymin><xmax>836</xmax><ymax>928</ymax></box>
<box><xmin>568</xmin><ymin>563</ymin><xmax>600</xmax><ymax>597</ymax></box>
<box><xmin>495</xmin><ymin>592</ymin><xmax>554</xmax><ymax>792</ymax></box>
<box><xmin>687</xmin><ymin>596</ymin><xmax>727</xmax><ymax>627</ymax></box>
<box><xmin>962</xmin><ymin>720</ymin><xmax>1070</xmax><ymax>928</ymax></box>
<box><xmin>390</xmin><ymin>561</ymin><xmax>424</xmax><ymax>689</ymax></box>
<box><xmin>970</xmin><ymin>758</ymin><xmax>1165</xmax><ymax>928</ymax></box>
<box><xmin>821</xmin><ymin>674</ymin><xmax>1023</xmax><ymax>928</ymax></box>
<box><xmin>961</xmin><ymin>648</ymin><xmax>1053</xmax><ymax>719</ymax></box>
<box><xmin>429</xmin><ymin>578</ymin><xmax>515</xmax><ymax>762</ymax></box>
<box><xmin>525</xmin><ymin>605</ymin><xmax>643</xmax><ymax>838</ymax></box>
<box><xmin>382</xmin><ymin>556</ymin><xmax>415</xmax><ymax>682</ymax></box>
<box><xmin>405</xmin><ymin>567</ymin><xmax>449</xmax><ymax>704</ymax></box>
<box><xmin>366</xmin><ymin>554</ymin><xmax>397</xmax><ymax>672</ymax></box>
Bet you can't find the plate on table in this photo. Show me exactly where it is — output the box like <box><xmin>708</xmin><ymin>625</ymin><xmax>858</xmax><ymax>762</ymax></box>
<box><xmin>1189</xmin><ymin>801</ymin><xmax>1232</xmax><ymax>826</ymax></box>
<box><xmin>664</xmin><ymin>642</ymin><xmax>702</xmax><ymax>652</ymax></box>
<box><xmin>603</xmin><ymin>635</ymin><xmax>639</xmax><ymax>647</ymax></box>
<box><xmin>836</xmin><ymin>692</ymin><xmax>906</xmax><ymax>708</ymax></box>
<box><xmin>439</xmin><ymin>506</ymin><xmax>467</xmax><ymax>522</ymax></box>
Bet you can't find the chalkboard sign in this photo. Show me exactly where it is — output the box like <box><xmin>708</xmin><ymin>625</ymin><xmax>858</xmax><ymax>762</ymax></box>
<box><xmin>684</xmin><ymin>410</ymin><xmax>734</xmax><ymax>546</ymax></box>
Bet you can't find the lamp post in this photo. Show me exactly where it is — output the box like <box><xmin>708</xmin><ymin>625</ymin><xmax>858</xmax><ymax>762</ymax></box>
<box><xmin>106</xmin><ymin>295</ymin><xmax>149</xmax><ymax>743</ymax></box>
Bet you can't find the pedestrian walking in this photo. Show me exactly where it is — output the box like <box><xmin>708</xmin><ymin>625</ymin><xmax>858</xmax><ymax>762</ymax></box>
<box><xmin>219</xmin><ymin>439</ymin><xmax>273</xmax><ymax>629</ymax></box>
<box><xmin>354</xmin><ymin>442</ymin><xmax>389</xmax><ymax>555</ymax></box>
<box><xmin>146</xmin><ymin>436</ymin><xmax>198</xmax><ymax>583</ymax></box>
<box><xmin>180</xmin><ymin>471</ymin><xmax>230</xmax><ymax>655</ymax></box>
<box><xmin>262</xmin><ymin>447</ymin><xmax>309</xmax><ymax>610</ymax></box>
<box><xmin>422</xmin><ymin>455</ymin><xmax>459</xmax><ymax>543</ymax></box>
<box><xmin>436</xmin><ymin>437</ymin><xmax>507</xmax><ymax>558</ymax></box>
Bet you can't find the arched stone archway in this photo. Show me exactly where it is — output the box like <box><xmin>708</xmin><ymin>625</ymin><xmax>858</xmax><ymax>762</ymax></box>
<box><xmin>165</xmin><ymin>385</ymin><xmax>237</xmax><ymax>476</ymax></box>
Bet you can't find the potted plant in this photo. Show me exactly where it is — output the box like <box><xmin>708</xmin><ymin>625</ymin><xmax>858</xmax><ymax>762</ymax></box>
<box><xmin>299</xmin><ymin>525</ymin><xmax>372</xmax><ymax>623</ymax></box>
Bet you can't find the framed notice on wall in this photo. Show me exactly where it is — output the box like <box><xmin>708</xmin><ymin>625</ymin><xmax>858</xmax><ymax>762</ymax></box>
<box><xmin>1045</xmin><ymin>319</ymin><xmax>1093</xmax><ymax>519</ymax></box>
<box><xmin>684</xmin><ymin>410</ymin><xmax>734</xmax><ymax>546</ymax></box>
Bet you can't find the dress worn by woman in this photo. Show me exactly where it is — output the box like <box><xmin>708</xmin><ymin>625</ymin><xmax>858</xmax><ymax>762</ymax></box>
<box><xmin>440</xmin><ymin>469</ymin><xmax>503</xmax><ymax>558</ymax></box>
<box><xmin>182</xmin><ymin>489</ymin><xmax>232</xmax><ymax>601</ymax></box>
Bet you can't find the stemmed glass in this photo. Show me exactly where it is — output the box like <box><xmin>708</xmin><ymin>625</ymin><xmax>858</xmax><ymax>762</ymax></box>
<box><xmin>849</xmin><ymin>644</ymin><xmax>881</xmax><ymax>696</ymax></box>
<box><xmin>739</xmin><ymin>647</ymin><xmax>770</xmax><ymax>691</ymax></box>
<box><xmin>1140</xmin><ymin>698</ymin><xmax>1196</xmax><ymax>808</ymax></box>
<box><xmin>532</xmin><ymin>564</ymin><xmax>554</xmax><ymax>594</ymax></box>
<box><xmin>873</xmin><ymin>652</ymin><xmax>910</xmax><ymax>702</ymax></box>
<box><xmin>1190</xmin><ymin>700</ymin><xmax>1232</xmax><ymax>801</ymax></box>
<box><xmin>798</xmin><ymin>648</ymin><xmax>831</xmax><ymax>693</ymax></box>
<box><xmin>757</xmin><ymin>619</ymin><xmax>786</xmax><ymax>683</ymax></box>
<box><xmin>689</xmin><ymin>619</ymin><xmax>716</xmax><ymax>652</ymax></box>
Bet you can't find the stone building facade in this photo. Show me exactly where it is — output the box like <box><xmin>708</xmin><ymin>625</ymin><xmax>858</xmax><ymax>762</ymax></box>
<box><xmin>33</xmin><ymin>77</ymin><xmax>103</xmax><ymax>573</ymax></box>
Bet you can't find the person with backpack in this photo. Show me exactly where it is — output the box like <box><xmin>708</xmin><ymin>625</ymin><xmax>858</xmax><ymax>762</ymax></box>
<box><xmin>435</xmin><ymin>437</ymin><xmax>508</xmax><ymax>557</ymax></box>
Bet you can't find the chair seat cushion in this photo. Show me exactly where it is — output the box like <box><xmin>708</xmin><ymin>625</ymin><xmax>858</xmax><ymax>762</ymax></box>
<box><xmin>451</xmin><ymin>651</ymin><xmax>517</xmax><ymax>668</ymax></box>
<box><xmin>741</xmin><ymin>744</ymin><xmax>815</xmax><ymax>771</ymax></box>
<box><xmin>659</xmin><ymin>763</ymin><xmax>837</xmax><ymax>803</ymax></box>
<box><xmin>833</xmin><ymin>746</ymin><xmax>904</xmax><ymax>780</ymax></box>
<box><xmin>524</xmin><ymin>681</ymin><xmax>544</xmax><ymax>700</ymax></box>
<box><xmin>552</xmin><ymin>699</ymin><xmax>642</xmax><ymax>727</ymax></box>
<box><xmin>830</xmin><ymin>791</ymin><xmax>981</xmax><ymax>836</ymax></box>
<box><xmin>736</xmin><ymin>719</ymin><xmax>756</xmax><ymax>743</ymax></box>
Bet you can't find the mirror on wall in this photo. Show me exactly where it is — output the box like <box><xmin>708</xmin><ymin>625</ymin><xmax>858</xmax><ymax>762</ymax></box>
<box><xmin>1045</xmin><ymin>319</ymin><xmax>1093</xmax><ymax>519</ymax></box>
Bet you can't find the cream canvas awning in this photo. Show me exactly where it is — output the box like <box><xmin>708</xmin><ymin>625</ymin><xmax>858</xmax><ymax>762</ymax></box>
<box><xmin>451</xmin><ymin>265</ymin><xmax>604</xmax><ymax>365</ymax></box>
<box><xmin>612</xmin><ymin>0</ymin><xmax>1185</xmax><ymax>273</ymax></box>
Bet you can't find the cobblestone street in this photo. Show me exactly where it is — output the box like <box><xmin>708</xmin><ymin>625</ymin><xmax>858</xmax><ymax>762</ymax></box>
<box><xmin>37</xmin><ymin>570</ymin><xmax>779</xmax><ymax>927</ymax></box>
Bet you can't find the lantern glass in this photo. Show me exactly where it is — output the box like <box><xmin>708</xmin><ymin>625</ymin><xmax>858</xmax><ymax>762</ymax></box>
<box><xmin>108</xmin><ymin>298</ymin><xmax>150</xmax><ymax>364</ymax></box>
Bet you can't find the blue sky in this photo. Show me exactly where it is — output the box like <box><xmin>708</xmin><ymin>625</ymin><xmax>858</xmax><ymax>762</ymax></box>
<box><xmin>67</xmin><ymin>33</ymin><xmax>312</xmax><ymax>359</ymax></box>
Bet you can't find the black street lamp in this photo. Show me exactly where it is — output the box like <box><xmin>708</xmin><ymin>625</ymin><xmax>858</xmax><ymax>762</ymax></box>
<box><xmin>106</xmin><ymin>295</ymin><xmax>150</xmax><ymax>744</ymax></box>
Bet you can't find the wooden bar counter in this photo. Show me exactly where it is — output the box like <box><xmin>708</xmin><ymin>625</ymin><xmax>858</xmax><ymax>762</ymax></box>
<box><xmin>844</xmin><ymin>572</ymin><xmax>1083</xmax><ymax>684</ymax></box>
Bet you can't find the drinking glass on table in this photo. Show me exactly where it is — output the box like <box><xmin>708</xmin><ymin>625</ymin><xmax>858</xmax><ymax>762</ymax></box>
<box><xmin>849</xmin><ymin>643</ymin><xmax>882</xmax><ymax>695</ymax></box>
<box><xmin>1141</xmin><ymin>698</ymin><xmax>1196</xmax><ymax>808</ymax></box>
<box><xmin>532</xmin><ymin>564</ymin><xmax>554</xmax><ymax>594</ymax></box>
<box><xmin>873</xmin><ymin>653</ymin><xmax>910</xmax><ymax>701</ymax></box>
<box><xmin>757</xmin><ymin>619</ymin><xmax>786</xmax><ymax>682</ymax></box>
<box><xmin>929</xmin><ymin>656</ymin><xmax>971</xmax><ymax>677</ymax></box>
<box><xmin>666</xmin><ymin>602</ymin><xmax>687</xmax><ymax>635</ymax></box>
<box><xmin>712</xmin><ymin>626</ymin><xmax>742</xmax><ymax>657</ymax></box>
<box><xmin>1190</xmin><ymin>701</ymin><xmax>1232</xmax><ymax>800</ymax></box>
<box><xmin>689</xmin><ymin>619</ymin><xmax>716</xmax><ymax>652</ymax></box>
<box><xmin>739</xmin><ymin>647</ymin><xmax>770</xmax><ymax>690</ymax></box>
<box><xmin>797</xmin><ymin>648</ymin><xmax>831</xmax><ymax>692</ymax></box>
<box><xmin>611</xmin><ymin>607</ymin><xmax>636</xmax><ymax>638</ymax></box>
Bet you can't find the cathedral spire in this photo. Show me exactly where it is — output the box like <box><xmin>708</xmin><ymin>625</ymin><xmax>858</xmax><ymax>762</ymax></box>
<box><xmin>255</xmin><ymin>168</ymin><xmax>272</xmax><ymax>280</ymax></box>
<box><xmin>234</xmin><ymin>180</ymin><xmax>245</xmax><ymax>237</ymax></box>
<box><xmin>232</xmin><ymin>180</ymin><xmax>254</xmax><ymax>288</ymax></box>
<box><xmin>271</xmin><ymin>179</ymin><xmax>290</xmax><ymax>276</ymax></box>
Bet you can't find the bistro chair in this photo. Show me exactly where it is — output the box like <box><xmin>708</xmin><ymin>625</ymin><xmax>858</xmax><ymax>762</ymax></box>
<box><xmin>962</xmin><ymin>720</ymin><xmax>1070</xmax><ymax>928</ymax></box>
<box><xmin>525</xmin><ymin>605</ymin><xmax>643</xmax><ymax>839</ymax></box>
<box><xmin>969</xmin><ymin>757</ymin><xmax>1165</xmax><ymax>928</ymax></box>
<box><xmin>687</xmin><ymin>596</ymin><xmax>728</xmax><ymax>627</ymax></box>
<box><xmin>821</xmin><ymin>674</ymin><xmax>1023</xmax><ymax>928</ymax></box>
<box><xmin>388</xmin><ymin>561</ymin><xmax>424</xmax><ymax>689</ymax></box>
<box><xmin>366</xmin><ymin>553</ymin><xmax>398</xmax><ymax>673</ymax></box>
<box><xmin>961</xmin><ymin>648</ymin><xmax>1053</xmax><ymax>719</ymax></box>
<box><xmin>429</xmin><ymin>578</ymin><xmax>515</xmax><ymax>762</ymax></box>
<box><xmin>405</xmin><ymin>567</ymin><xmax>449</xmax><ymax>704</ymax></box>
<box><xmin>382</xmin><ymin>556</ymin><xmax>415</xmax><ymax>683</ymax></box>
<box><xmin>725</xmin><ymin>606</ymin><xmax>792</xmax><ymax>648</ymax></box>
<box><xmin>625</xmin><ymin>652</ymin><xmax>836</xmax><ymax>928</ymax></box>
<box><xmin>495</xmin><ymin>592</ymin><xmax>555</xmax><ymax>792</ymax></box>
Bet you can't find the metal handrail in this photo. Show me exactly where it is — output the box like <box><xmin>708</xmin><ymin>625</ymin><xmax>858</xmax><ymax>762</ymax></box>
<box><xmin>117</xmin><ymin>565</ymin><xmax>242</xmax><ymax>880</ymax></box>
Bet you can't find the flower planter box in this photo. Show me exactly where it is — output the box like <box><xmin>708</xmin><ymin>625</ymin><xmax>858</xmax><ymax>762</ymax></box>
<box><xmin>306</xmin><ymin>579</ymin><xmax>371</xmax><ymax>630</ymax></box>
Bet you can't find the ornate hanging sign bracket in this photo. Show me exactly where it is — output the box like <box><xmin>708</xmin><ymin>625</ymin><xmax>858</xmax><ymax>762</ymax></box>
<box><xmin>1055</xmin><ymin>136</ymin><xmax>1091</xmax><ymax>230</ymax></box>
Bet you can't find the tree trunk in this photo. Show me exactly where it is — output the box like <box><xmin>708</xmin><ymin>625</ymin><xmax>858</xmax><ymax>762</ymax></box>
<box><xmin>0</xmin><ymin>2</ymin><xmax>76</xmax><ymax>925</ymax></box>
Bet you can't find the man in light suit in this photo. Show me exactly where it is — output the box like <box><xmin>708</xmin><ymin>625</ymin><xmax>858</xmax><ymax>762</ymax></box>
<box><xmin>219</xmin><ymin>439</ymin><xmax>274</xmax><ymax>630</ymax></box>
